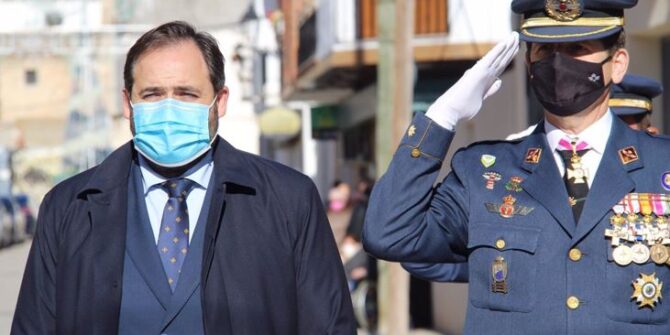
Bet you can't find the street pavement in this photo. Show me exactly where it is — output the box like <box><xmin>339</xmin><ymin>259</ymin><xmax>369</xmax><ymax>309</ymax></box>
<box><xmin>0</xmin><ymin>241</ymin><xmax>30</xmax><ymax>335</ymax></box>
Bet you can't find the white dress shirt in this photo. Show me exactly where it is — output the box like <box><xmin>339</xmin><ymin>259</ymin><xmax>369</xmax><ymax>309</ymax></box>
<box><xmin>544</xmin><ymin>110</ymin><xmax>613</xmax><ymax>187</ymax></box>
<box><xmin>138</xmin><ymin>154</ymin><xmax>214</xmax><ymax>244</ymax></box>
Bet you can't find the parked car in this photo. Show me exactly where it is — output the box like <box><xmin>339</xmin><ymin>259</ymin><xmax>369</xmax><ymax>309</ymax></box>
<box><xmin>0</xmin><ymin>200</ymin><xmax>13</xmax><ymax>247</ymax></box>
<box><xmin>0</xmin><ymin>196</ymin><xmax>27</xmax><ymax>245</ymax></box>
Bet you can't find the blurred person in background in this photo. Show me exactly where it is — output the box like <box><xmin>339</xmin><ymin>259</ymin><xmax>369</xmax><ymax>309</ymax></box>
<box><xmin>609</xmin><ymin>74</ymin><xmax>663</xmax><ymax>135</ymax></box>
<box><xmin>12</xmin><ymin>21</ymin><xmax>354</xmax><ymax>335</ymax></box>
<box><xmin>327</xmin><ymin>180</ymin><xmax>353</xmax><ymax>247</ymax></box>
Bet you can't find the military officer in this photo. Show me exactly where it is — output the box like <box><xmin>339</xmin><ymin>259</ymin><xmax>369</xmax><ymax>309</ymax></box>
<box><xmin>610</xmin><ymin>74</ymin><xmax>663</xmax><ymax>134</ymax></box>
<box><xmin>402</xmin><ymin>74</ymin><xmax>664</xmax><ymax>283</ymax></box>
<box><xmin>363</xmin><ymin>0</ymin><xmax>670</xmax><ymax>333</ymax></box>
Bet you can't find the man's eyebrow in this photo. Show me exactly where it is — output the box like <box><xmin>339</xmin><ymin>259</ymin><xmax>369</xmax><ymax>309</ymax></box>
<box><xmin>138</xmin><ymin>87</ymin><xmax>164</xmax><ymax>95</ymax></box>
<box><xmin>174</xmin><ymin>86</ymin><xmax>202</xmax><ymax>93</ymax></box>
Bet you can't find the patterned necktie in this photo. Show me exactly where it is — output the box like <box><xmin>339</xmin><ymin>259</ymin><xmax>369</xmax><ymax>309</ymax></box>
<box><xmin>157</xmin><ymin>178</ymin><xmax>196</xmax><ymax>292</ymax></box>
<box><xmin>557</xmin><ymin>139</ymin><xmax>590</xmax><ymax>223</ymax></box>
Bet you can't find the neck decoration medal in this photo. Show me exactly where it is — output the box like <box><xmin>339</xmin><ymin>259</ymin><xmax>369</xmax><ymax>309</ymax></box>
<box><xmin>565</xmin><ymin>140</ymin><xmax>589</xmax><ymax>184</ymax></box>
<box><xmin>491</xmin><ymin>256</ymin><xmax>508</xmax><ymax>294</ymax></box>
<box><xmin>632</xmin><ymin>273</ymin><xmax>663</xmax><ymax>309</ymax></box>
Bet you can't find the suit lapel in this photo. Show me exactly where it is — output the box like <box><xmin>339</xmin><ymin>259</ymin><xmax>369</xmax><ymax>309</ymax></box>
<box><xmin>85</xmin><ymin>144</ymin><xmax>135</xmax><ymax>335</ymax></box>
<box><xmin>572</xmin><ymin>118</ymin><xmax>640</xmax><ymax>243</ymax></box>
<box><xmin>519</xmin><ymin>125</ymin><xmax>576</xmax><ymax>237</ymax></box>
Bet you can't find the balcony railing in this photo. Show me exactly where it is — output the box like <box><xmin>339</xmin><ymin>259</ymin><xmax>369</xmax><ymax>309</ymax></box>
<box><xmin>358</xmin><ymin>0</ymin><xmax>448</xmax><ymax>39</ymax></box>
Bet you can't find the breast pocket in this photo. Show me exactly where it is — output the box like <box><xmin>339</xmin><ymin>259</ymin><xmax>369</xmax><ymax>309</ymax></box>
<box><xmin>468</xmin><ymin>224</ymin><xmax>541</xmax><ymax>313</ymax></box>
<box><xmin>606</xmin><ymin>250</ymin><xmax>670</xmax><ymax>324</ymax></box>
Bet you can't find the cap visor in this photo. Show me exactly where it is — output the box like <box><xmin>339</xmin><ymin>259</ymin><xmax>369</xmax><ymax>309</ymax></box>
<box><xmin>520</xmin><ymin>26</ymin><xmax>622</xmax><ymax>43</ymax></box>
<box><xmin>611</xmin><ymin>106</ymin><xmax>650</xmax><ymax>116</ymax></box>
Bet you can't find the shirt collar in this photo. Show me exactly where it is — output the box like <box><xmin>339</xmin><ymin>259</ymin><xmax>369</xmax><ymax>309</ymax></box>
<box><xmin>544</xmin><ymin>109</ymin><xmax>613</xmax><ymax>155</ymax></box>
<box><xmin>138</xmin><ymin>152</ymin><xmax>213</xmax><ymax>195</ymax></box>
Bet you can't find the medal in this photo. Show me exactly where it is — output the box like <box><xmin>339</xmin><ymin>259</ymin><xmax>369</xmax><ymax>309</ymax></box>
<box><xmin>483</xmin><ymin>172</ymin><xmax>502</xmax><ymax>190</ymax></box>
<box><xmin>499</xmin><ymin>195</ymin><xmax>516</xmax><ymax>218</ymax></box>
<box><xmin>485</xmin><ymin>195</ymin><xmax>534</xmax><ymax>219</ymax></box>
<box><xmin>665</xmin><ymin>246</ymin><xmax>670</xmax><ymax>266</ymax></box>
<box><xmin>566</xmin><ymin>162</ymin><xmax>589</xmax><ymax>184</ymax></box>
<box><xmin>505</xmin><ymin>176</ymin><xmax>524</xmax><ymax>192</ymax></box>
<box><xmin>491</xmin><ymin>256</ymin><xmax>508</xmax><ymax>294</ymax></box>
<box><xmin>632</xmin><ymin>272</ymin><xmax>663</xmax><ymax>309</ymax></box>
<box><xmin>650</xmin><ymin>243</ymin><xmax>669</xmax><ymax>264</ymax></box>
<box><xmin>631</xmin><ymin>243</ymin><xmax>651</xmax><ymax>264</ymax></box>
<box><xmin>613</xmin><ymin>244</ymin><xmax>633</xmax><ymax>266</ymax></box>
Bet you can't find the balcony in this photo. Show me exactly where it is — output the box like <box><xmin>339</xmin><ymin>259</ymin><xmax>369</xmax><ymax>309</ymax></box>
<box><xmin>281</xmin><ymin>0</ymin><xmax>513</xmax><ymax>102</ymax></box>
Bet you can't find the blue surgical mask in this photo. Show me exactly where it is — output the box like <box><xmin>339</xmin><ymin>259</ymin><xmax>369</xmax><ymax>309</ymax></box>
<box><xmin>130</xmin><ymin>97</ymin><xmax>217</xmax><ymax>167</ymax></box>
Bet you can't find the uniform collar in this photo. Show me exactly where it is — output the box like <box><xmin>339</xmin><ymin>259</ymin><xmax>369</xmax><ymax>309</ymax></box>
<box><xmin>544</xmin><ymin>109</ymin><xmax>613</xmax><ymax>155</ymax></box>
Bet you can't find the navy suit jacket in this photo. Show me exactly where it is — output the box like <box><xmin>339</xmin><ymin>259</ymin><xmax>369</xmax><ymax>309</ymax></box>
<box><xmin>12</xmin><ymin>137</ymin><xmax>355</xmax><ymax>335</ymax></box>
<box><xmin>364</xmin><ymin>112</ymin><xmax>670</xmax><ymax>334</ymax></box>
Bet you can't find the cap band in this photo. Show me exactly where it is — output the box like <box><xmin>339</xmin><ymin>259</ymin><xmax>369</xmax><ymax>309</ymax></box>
<box><xmin>521</xmin><ymin>17</ymin><xmax>625</xmax><ymax>29</ymax></box>
<box><xmin>609</xmin><ymin>98</ymin><xmax>652</xmax><ymax>111</ymax></box>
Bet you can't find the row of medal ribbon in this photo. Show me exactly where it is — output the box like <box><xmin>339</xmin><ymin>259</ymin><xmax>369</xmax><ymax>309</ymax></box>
<box><xmin>606</xmin><ymin>193</ymin><xmax>670</xmax><ymax>266</ymax></box>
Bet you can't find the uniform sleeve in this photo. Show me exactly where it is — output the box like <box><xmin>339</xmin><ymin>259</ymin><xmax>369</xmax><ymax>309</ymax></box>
<box><xmin>402</xmin><ymin>262</ymin><xmax>469</xmax><ymax>283</ymax></box>
<box><xmin>12</xmin><ymin>191</ymin><xmax>59</xmax><ymax>335</ymax></box>
<box><xmin>363</xmin><ymin>112</ymin><xmax>470</xmax><ymax>263</ymax></box>
<box><xmin>294</xmin><ymin>182</ymin><xmax>357</xmax><ymax>334</ymax></box>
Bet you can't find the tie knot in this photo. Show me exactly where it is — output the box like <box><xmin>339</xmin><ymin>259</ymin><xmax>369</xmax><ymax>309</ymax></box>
<box><xmin>162</xmin><ymin>178</ymin><xmax>196</xmax><ymax>198</ymax></box>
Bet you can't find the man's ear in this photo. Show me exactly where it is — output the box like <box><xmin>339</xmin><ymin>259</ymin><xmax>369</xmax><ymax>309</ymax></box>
<box><xmin>610</xmin><ymin>48</ymin><xmax>629</xmax><ymax>84</ymax></box>
<box><xmin>122</xmin><ymin>89</ymin><xmax>132</xmax><ymax>119</ymax></box>
<box><xmin>216</xmin><ymin>86</ymin><xmax>230</xmax><ymax>118</ymax></box>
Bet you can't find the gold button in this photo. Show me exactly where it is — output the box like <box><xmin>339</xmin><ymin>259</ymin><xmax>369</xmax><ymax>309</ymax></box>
<box><xmin>410</xmin><ymin>148</ymin><xmax>421</xmax><ymax>158</ymax></box>
<box><xmin>569</xmin><ymin>248</ymin><xmax>582</xmax><ymax>262</ymax></box>
<box><xmin>566</xmin><ymin>296</ymin><xmax>580</xmax><ymax>310</ymax></box>
<box><xmin>495</xmin><ymin>239</ymin><xmax>506</xmax><ymax>250</ymax></box>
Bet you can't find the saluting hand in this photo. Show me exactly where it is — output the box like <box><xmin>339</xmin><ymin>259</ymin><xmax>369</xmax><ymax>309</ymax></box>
<box><xmin>426</xmin><ymin>32</ymin><xmax>519</xmax><ymax>130</ymax></box>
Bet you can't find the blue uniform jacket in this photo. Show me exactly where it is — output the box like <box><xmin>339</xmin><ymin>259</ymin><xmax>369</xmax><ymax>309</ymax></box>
<box><xmin>12</xmin><ymin>137</ymin><xmax>355</xmax><ymax>335</ymax></box>
<box><xmin>364</xmin><ymin>112</ymin><xmax>670</xmax><ymax>334</ymax></box>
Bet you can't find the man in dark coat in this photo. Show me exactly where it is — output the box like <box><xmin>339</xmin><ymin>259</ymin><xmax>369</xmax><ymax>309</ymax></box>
<box><xmin>12</xmin><ymin>21</ymin><xmax>355</xmax><ymax>335</ymax></box>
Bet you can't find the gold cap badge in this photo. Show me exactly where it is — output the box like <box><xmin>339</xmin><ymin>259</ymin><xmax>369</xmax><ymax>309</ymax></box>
<box><xmin>545</xmin><ymin>0</ymin><xmax>582</xmax><ymax>22</ymax></box>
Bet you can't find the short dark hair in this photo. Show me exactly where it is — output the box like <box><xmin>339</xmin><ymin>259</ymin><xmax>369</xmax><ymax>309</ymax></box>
<box><xmin>123</xmin><ymin>21</ymin><xmax>225</xmax><ymax>94</ymax></box>
<box><xmin>525</xmin><ymin>30</ymin><xmax>627</xmax><ymax>59</ymax></box>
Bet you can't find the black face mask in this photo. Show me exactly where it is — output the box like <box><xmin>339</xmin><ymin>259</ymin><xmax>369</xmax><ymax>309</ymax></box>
<box><xmin>530</xmin><ymin>52</ymin><xmax>612</xmax><ymax>116</ymax></box>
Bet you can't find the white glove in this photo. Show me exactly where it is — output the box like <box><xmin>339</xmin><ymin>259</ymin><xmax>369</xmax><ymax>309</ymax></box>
<box><xmin>426</xmin><ymin>32</ymin><xmax>520</xmax><ymax>130</ymax></box>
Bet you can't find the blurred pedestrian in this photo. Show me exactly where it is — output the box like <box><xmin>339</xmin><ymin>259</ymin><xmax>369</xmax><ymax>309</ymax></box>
<box><xmin>327</xmin><ymin>180</ymin><xmax>353</xmax><ymax>247</ymax></box>
<box><xmin>609</xmin><ymin>74</ymin><xmax>663</xmax><ymax>135</ymax></box>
